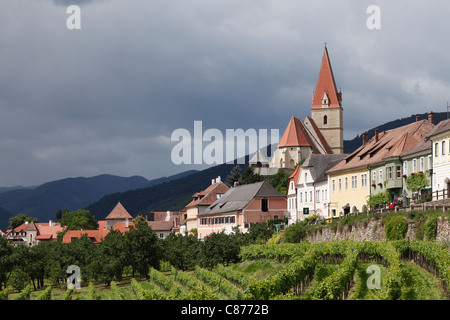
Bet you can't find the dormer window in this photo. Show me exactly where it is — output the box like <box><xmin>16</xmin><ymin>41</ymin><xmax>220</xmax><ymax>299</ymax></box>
<box><xmin>322</xmin><ymin>92</ymin><xmax>329</xmax><ymax>108</ymax></box>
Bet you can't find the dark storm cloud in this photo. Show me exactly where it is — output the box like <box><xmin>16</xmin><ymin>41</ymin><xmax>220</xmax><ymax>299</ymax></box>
<box><xmin>0</xmin><ymin>0</ymin><xmax>449</xmax><ymax>186</ymax></box>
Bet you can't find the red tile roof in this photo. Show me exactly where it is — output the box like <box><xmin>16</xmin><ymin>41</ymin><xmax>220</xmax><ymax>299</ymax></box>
<box><xmin>311</xmin><ymin>46</ymin><xmax>341</xmax><ymax>110</ymax></box>
<box><xmin>105</xmin><ymin>202</ymin><xmax>133</xmax><ymax>220</ymax></box>
<box><xmin>278</xmin><ymin>117</ymin><xmax>320</xmax><ymax>153</ymax></box>
<box><xmin>112</xmin><ymin>221</ymin><xmax>135</xmax><ymax>233</ymax></box>
<box><xmin>185</xmin><ymin>182</ymin><xmax>230</xmax><ymax>209</ymax></box>
<box><xmin>328</xmin><ymin>120</ymin><xmax>435</xmax><ymax>174</ymax></box>
<box><xmin>62</xmin><ymin>230</ymin><xmax>110</xmax><ymax>244</ymax></box>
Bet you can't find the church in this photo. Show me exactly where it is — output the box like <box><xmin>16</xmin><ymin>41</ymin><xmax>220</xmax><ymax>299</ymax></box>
<box><xmin>267</xmin><ymin>45</ymin><xmax>344</xmax><ymax>171</ymax></box>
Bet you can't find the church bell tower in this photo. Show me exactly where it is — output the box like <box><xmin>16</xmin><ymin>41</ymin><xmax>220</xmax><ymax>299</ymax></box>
<box><xmin>310</xmin><ymin>45</ymin><xmax>344</xmax><ymax>154</ymax></box>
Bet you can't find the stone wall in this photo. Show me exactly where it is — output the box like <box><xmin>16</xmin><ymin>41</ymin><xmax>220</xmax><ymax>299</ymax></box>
<box><xmin>306</xmin><ymin>218</ymin><xmax>450</xmax><ymax>242</ymax></box>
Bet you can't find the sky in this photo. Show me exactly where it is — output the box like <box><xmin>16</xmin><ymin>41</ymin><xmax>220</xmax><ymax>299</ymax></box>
<box><xmin>0</xmin><ymin>0</ymin><xmax>450</xmax><ymax>187</ymax></box>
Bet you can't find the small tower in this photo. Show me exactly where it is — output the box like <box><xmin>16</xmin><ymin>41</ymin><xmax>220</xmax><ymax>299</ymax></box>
<box><xmin>310</xmin><ymin>45</ymin><xmax>344</xmax><ymax>154</ymax></box>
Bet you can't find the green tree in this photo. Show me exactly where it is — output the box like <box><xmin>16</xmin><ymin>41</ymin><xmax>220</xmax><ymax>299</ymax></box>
<box><xmin>125</xmin><ymin>224</ymin><xmax>161</xmax><ymax>278</ymax></box>
<box><xmin>245</xmin><ymin>222</ymin><xmax>273</xmax><ymax>243</ymax></box>
<box><xmin>284</xmin><ymin>221</ymin><xmax>307</xmax><ymax>243</ymax></box>
<box><xmin>200</xmin><ymin>231</ymin><xmax>242</xmax><ymax>268</ymax></box>
<box><xmin>0</xmin><ymin>236</ymin><xmax>13</xmax><ymax>290</ymax></box>
<box><xmin>226</xmin><ymin>165</ymin><xmax>244</xmax><ymax>187</ymax></box>
<box><xmin>406</xmin><ymin>172</ymin><xmax>430</xmax><ymax>193</ymax></box>
<box><xmin>242</xmin><ymin>166</ymin><xmax>265</xmax><ymax>185</ymax></box>
<box><xmin>162</xmin><ymin>233</ymin><xmax>201</xmax><ymax>271</ymax></box>
<box><xmin>367</xmin><ymin>190</ymin><xmax>392</xmax><ymax>210</ymax></box>
<box><xmin>90</xmin><ymin>230</ymin><xmax>127</xmax><ymax>286</ymax></box>
<box><xmin>269</xmin><ymin>169</ymin><xmax>290</xmax><ymax>194</ymax></box>
<box><xmin>60</xmin><ymin>209</ymin><xmax>99</xmax><ymax>230</ymax></box>
<box><xmin>8</xmin><ymin>214</ymin><xmax>38</xmax><ymax>229</ymax></box>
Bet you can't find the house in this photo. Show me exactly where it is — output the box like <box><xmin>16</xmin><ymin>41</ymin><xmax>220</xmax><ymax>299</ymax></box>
<box><xmin>427</xmin><ymin>118</ymin><xmax>450</xmax><ymax>199</ymax></box>
<box><xmin>182</xmin><ymin>176</ymin><xmax>230</xmax><ymax>237</ymax></box>
<box><xmin>199</xmin><ymin>180</ymin><xmax>287</xmax><ymax>239</ymax></box>
<box><xmin>62</xmin><ymin>229</ymin><xmax>110</xmax><ymax>244</ymax></box>
<box><xmin>296</xmin><ymin>154</ymin><xmax>347</xmax><ymax>221</ymax></box>
<box><xmin>105</xmin><ymin>202</ymin><xmax>133</xmax><ymax>229</ymax></box>
<box><xmin>62</xmin><ymin>202</ymin><xmax>134</xmax><ymax>244</ymax></box>
<box><xmin>269</xmin><ymin>46</ymin><xmax>343</xmax><ymax>171</ymax></box>
<box><xmin>400</xmin><ymin>135</ymin><xmax>433</xmax><ymax>202</ymax></box>
<box><xmin>146</xmin><ymin>211</ymin><xmax>180</xmax><ymax>239</ymax></box>
<box><xmin>6</xmin><ymin>220</ymin><xmax>66</xmax><ymax>247</ymax></box>
<box><xmin>327</xmin><ymin>116</ymin><xmax>435</xmax><ymax>216</ymax></box>
<box><xmin>286</xmin><ymin>164</ymin><xmax>301</xmax><ymax>225</ymax></box>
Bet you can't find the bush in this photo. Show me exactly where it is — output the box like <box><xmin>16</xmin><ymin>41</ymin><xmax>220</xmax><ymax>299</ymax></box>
<box><xmin>384</xmin><ymin>215</ymin><xmax>408</xmax><ymax>240</ymax></box>
<box><xmin>423</xmin><ymin>215</ymin><xmax>438</xmax><ymax>241</ymax></box>
<box><xmin>284</xmin><ymin>222</ymin><xmax>306</xmax><ymax>243</ymax></box>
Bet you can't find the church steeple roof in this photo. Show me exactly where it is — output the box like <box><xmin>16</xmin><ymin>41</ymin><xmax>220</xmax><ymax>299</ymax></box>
<box><xmin>311</xmin><ymin>45</ymin><xmax>342</xmax><ymax>110</ymax></box>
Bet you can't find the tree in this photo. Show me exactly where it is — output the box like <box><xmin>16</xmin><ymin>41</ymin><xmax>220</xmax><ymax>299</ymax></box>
<box><xmin>91</xmin><ymin>230</ymin><xmax>127</xmax><ymax>286</ymax></box>
<box><xmin>405</xmin><ymin>172</ymin><xmax>430</xmax><ymax>193</ymax></box>
<box><xmin>366</xmin><ymin>190</ymin><xmax>392</xmax><ymax>210</ymax></box>
<box><xmin>242</xmin><ymin>166</ymin><xmax>265</xmax><ymax>185</ymax></box>
<box><xmin>0</xmin><ymin>236</ymin><xmax>13</xmax><ymax>290</ymax></box>
<box><xmin>269</xmin><ymin>169</ymin><xmax>290</xmax><ymax>194</ymax></box>
<box><xmin>162</xmin><ymin>233</ymin><xmax>201</xmax><ymax>271</ymax></box>
<box><xmin>245</xmin><ymin>222</ymin><xmax>273</xmax><ymax>243</ymax></box>
<box><xmin>226</xmin><ymin>165</ymin><xmax>243</xmax><ymax>187</ymax></box>
<box><xmin>8</xmin><ymin>214</ymin><xmax>38</xmax><ymax>229</ymax></box>
<box><xmin>124</xmin><ymin>224</ymin><xmax>161</xmax><ymax>278</ymax></box>
<box><xmin>60</xmin><ymin>209</ymin><xmax>99</xmax><ymax>230</ymax></box>
<box><xmin>200</xmin><ymin>231</ymin><xmax>242</xmax><ymax>269</ymax></box>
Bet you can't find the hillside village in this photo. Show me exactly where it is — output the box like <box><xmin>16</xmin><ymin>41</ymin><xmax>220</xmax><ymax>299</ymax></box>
<box><xmin>2</xmin><ymin>46</ymin><xmax>450</xmax><ymax>246</ymax></box>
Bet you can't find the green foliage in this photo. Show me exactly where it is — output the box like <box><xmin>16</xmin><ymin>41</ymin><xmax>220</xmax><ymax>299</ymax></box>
<box><xmin>269</xmin><ymin>169</ymin><xmax>290</xmax><ymax>194</ymax></box>
<box><xmin>194</xmin><ymin>265</ymin><xmax>244</xmax><ymax>299</ymax></box>
<box><xmin>405</xmin><ymin>172</ymin><xmax>430</xmax><ymax>192</ymax></box>
<box><xmin>246</xmin><ymin>222</ymin><xmax>274</xmax><ymax>243</ymax></box>
<box><xmin>226</xmin><ymin>165</ymin><xmax>244</xmax><ymax>187</ymax></box>
<box><xmin>162</xmin><ymin>233</ymin><xmax>201</xmax><ymax>271</ymax></box>
<box><xmin>423</xmin><ymin>215</ymin><xmax>438</xmax><ymax>241</ymax></box>
<box><xmin>284</xmin><ymin>222</ymin><xmax>307</xmax><ymax>243</ymax></box>
<box><xmin>63</xmin><ymin>288</ymin><xmax>74</xmax><ymax>300</ymax></box>
<box><xmin>8</xmin><ymin>214</ymin><xmax>38</xmax><ymax>229</ymax></box>
<box><xmin>87</xmin><ymin>282</ymin><xmax>98</xmax><ymax>300</ymax></box>
<box><xmin>384</xmin><ymin>215</ymin><xmax>408</xmax><ymax>240</ymax></box>
<box><xmin>367</xmin><ymin>190</ymin><xmax>392</xmax><ymax>210</ymax></box>
<box><xmin>0</xmin><ymin>288</ymin><xmax>9</xmax><ymax>300</ymax></box>
<box><xmin>35</xmin><ymin>286</ymin><xmax>52</xmax><ymax>300</ymax></box>
<box><xmin>242</xmin><ymin>166</ymin><xmax>265</xmax><ymax>185</ymax></box>
<box><xmin>14</xmin><ymin>284</ymin><xmax>32</xmax><ymax>300</ymax></box>
<box><xmin>60</xmin><ymin>209</ymin><xmax>99</xmax><ymax>231</ymax></box>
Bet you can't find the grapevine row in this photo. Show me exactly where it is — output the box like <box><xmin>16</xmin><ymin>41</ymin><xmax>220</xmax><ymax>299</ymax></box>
<box><xmin>194</xmin><ymin>265</ymin><xmax>244</xmax><ymax>300</ymax></box>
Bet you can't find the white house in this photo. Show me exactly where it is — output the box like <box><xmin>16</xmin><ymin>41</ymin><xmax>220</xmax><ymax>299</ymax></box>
<box><xmin>428</xmin><ymin>119</ymin><xmax>450</xmax><ymax>199</ymax></box>
<box><xmin>286</xmin><ymin>165</ymin><xmax>301</xmax><ymax>225</ymax></box>
<box><xmin>296</xmin><ymin>154</ymin><xmax>347</xmax><ymax>221</ymax></box>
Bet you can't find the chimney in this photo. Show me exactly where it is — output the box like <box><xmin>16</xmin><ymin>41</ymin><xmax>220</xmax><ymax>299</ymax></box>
<box><xmin>125</xmin><ymin>218</ymin><xmax>129</xmax><ymax>228</ymax></box>
<box><xmin>211</xmin><ymin>178</ymin><xmax>216</xmax><ymax>185</ymax></box>
<box><xmin>428</xmin><ymin>111</ymin><xmax>435</xmax><ymax>124</ymax></box>
<box><xmin>416</xmin><ymin>116</ymin><xmax>420</xmax><ymax>122</ymax></box>
<box><xmin>216</xmin><ymin>176</ymin><xmax>221</xmax><ymax>183</ymax></box>
<box><xmin>49</xmin><ymin>220</ymin><xmax>53</xmax><ymax>227</ymax></box>
<box><xmin>165</xmin><ymin>211</ymin><xmax>170</xmax><ymax>222</ymax></box>
<box><xmin>375</xmin><ymin>129</ymin><xmax>379</xmax><ymax>142</ymax></box>
<box><xmin>234</xmin><ymin>181</ymin><xmax>240</xmax><ymax>187</ymax></box>
<box><xmin>362</xmin><ymin>132</ymin><xmax>369</xmax><ymax>145</ymax></box>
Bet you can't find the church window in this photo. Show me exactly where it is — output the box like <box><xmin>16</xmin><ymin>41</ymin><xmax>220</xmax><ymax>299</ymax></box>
<box><xmin>323</xmin><ymin>115</ymin><xmax>328</xmax><ymax>125</ymax></box>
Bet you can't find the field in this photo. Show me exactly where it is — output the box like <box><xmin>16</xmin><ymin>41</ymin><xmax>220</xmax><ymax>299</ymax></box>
<box><xmin>2</xmin><ymin>240</ymin><xmax>449</xmax><ymax>300</ymax></box>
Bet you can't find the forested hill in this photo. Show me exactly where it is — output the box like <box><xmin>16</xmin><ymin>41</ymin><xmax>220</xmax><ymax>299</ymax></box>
<box><xmin>84</xmin><ymin>163</ymin><xmax>247</xmax><ymax>220</ymax></box>
<box><xmin>344</xmin><ymin>112</ymin><xmax>447</xmax><ymax>154</ymax></box>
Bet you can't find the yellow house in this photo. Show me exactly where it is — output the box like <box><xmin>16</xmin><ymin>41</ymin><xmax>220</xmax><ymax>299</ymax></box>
<box><xmin>327</xmin><ymin>117</ymin><xmax>435</xmax><ymax>217</ymax></box>
<box><xmin>327</xmin><ymin>166</ymin><xmax>369</xmax><ymax>217</ymax></box>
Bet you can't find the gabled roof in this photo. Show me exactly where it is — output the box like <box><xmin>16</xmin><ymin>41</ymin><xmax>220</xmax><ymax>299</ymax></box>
<box><xmin>202</xmin><ymin>180</ymin><xmax>284</xmax><ymax>215</ymax></box>
<box><xmin>249</xmin><ymin>149</ymin><xmax>269</xmax><ymax>165</ymax></box>
<box><xmin>311</xmin><ymin>46</ymin><xmax>342</xmax><ymax>110</ymax></box>
<box><xmin>184</xmin><ymin>181</ymin><xmax>230</xmax><ymax>209</ymax></box>
<box><xmin>301</xmin><ymin>154</ymin><xmax>348</xmax><ymax>183</ymax></box>
<box><xmin>62</xmin><ymin>230</ymin><xmax>109</xmax><ymax>244</ymax></box>
<box><xmin>427</xmin><ymin>118</ymin><xmax>450</xmax><ymax>139</ymax></box>
<box><xmin>278</xmin><ymin>117</ymin><xmax>320</xmax><ymax>153</ymax></box>
<box><xmin>105</xmin><ymin>202</ymin><xmax>133</xmax><ymax>220</ymax></box>
<box><xmin>328</xmin><ymin>120</ymin><xmax>435</xmax><ymax>174</ymax></box>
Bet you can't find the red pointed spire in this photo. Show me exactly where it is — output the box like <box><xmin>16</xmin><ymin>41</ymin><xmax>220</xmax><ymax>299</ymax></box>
<box><xmin>311</xmin><ymin>46</ymin><xmax>342</xmax><ymax>109</ymax></box>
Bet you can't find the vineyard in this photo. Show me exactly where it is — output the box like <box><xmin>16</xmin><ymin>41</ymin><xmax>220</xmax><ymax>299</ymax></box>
<box><xmin>1</xmin><ymin>240</ymin><xmax>449</xmax><ymax>300</ymax></box>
